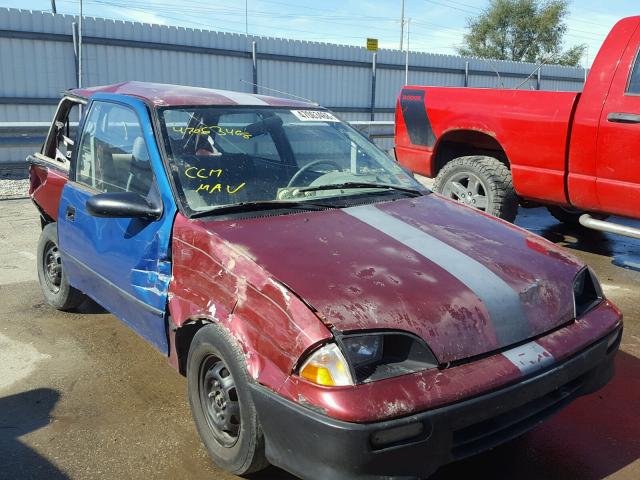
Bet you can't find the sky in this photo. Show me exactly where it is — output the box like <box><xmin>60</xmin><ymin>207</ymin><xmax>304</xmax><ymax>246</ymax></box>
<box><xmin>2</xmin><ymin>0</ymin><xmax>638</xmax><ymax>66</ymax></box>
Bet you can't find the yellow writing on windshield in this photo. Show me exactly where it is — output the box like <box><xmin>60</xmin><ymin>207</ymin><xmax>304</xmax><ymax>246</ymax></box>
<box><xmin>196</xmin><ymin>183</ymin><xmax>246</xmax><ymax>194</ymax></box>
<box><xmin>184</xmin><ymin>167</ymin><xmax>246</xmax><ymax>195</ymax></box>
<box><xmin>172</xmin><ymin>125</ymin><xmax>252</xmax><ymax>139</ymax></box>
<box><xmin>185</xmin><ymin>167</ymin><xmax>223</xmax><ymax>179</ymax></box>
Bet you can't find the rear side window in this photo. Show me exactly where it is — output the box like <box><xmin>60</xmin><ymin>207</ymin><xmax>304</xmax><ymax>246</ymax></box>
<box><xmin>628</xmin><ymin>50</ymin><xmax>640</xmax><ymax>94</ymax></box>
<box><xmin>75</xmin><ymin>102</ymin><xmax>153</xmax><ymax>195</ymax></box>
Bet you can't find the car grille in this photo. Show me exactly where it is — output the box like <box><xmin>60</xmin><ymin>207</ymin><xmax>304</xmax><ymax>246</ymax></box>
<box><xmin>451</xmin><ymin>373</ymin><xmax>586</xmax><ymax>460</ymax></box>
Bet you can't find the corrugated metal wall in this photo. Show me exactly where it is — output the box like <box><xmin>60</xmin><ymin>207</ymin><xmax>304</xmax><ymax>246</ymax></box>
<box><xmin>0</xmin><ymin>7</ymin><xmax>586</xmax><ymax>167</ymax></box>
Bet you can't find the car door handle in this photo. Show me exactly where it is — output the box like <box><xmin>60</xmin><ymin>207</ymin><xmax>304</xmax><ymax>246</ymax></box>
<box><xmin>607</xmin><ymin>112</ymin><xmax>640</xmax><ymax>124</ymax></box>
<box><xmin>66</xmin><ymin>205</ymin><xmax>75</xmax><ymax>221</ymax></box>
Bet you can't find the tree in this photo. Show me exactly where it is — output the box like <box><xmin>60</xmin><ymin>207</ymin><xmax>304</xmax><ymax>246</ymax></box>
<box><xmin>457</xmin><ymin>0</ymin><xmax>586</xmax><ymax>66</ymax></box>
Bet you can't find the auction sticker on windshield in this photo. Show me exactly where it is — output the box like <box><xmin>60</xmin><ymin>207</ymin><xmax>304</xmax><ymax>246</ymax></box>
<box><xmin>291</xmin><ymin>110</ymin><xmax>339</xmax><ymax>122</ymax></box>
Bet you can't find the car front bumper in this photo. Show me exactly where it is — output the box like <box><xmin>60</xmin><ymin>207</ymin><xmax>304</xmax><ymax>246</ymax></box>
<box><xmin>250</xmin><ymin>325</ymin><xmax>622</xmax><ymax>480</ymax></box>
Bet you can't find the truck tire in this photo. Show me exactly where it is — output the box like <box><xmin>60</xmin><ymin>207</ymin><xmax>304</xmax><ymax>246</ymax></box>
<box><xmin>546</xmin><ymin>206</ymin><xmax>585</xmax><ymax>225</ymax></box>
<box><xmin>37</xmin><ymin>223</ymin><xmax>86</xmax><ymax>311</ymax></box>
<box><xmin>187</xmin><ymin>323</ymin><xmax>269</xmax><ymax>476</ymax></box>
<box><xmin>433</xmin><ymin>156</ymin><xmax>518</xmax><ymax>222</ymax></box>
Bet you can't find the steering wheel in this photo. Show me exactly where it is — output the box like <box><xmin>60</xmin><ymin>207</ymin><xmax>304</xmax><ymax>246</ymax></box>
<box><xmin>287</xmin><ymin>160</ymin><xmax>343</xmax><ymax>187</ymax></box>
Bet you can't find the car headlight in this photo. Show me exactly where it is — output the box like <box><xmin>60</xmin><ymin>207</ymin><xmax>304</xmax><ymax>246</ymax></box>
<box><xmin>298</xmin><ymin>332</ymin><xmax>438</xmax><ymax>386</ymax></box>
<box><xmin>574</xmin><ymin>267</ymin><xmax>604</xmax><ymax>318</ymax></box>
<box><xmin>299</xmin><ymin>343</ymin><xmax>353</xmax><ymax>386</ymax></box>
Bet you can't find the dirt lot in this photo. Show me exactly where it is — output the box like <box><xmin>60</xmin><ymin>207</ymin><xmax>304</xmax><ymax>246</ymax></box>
<box><xmin>1</xmin><ymin>197</ymin><xmax>639</xmax><ymax>480</ymax></box>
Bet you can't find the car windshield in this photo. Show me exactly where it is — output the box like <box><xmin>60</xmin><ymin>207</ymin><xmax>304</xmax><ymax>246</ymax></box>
<box><xmin>158</xmin><ymin>106</ymin><xmax>424</xmax><ymax>214</ymax></box>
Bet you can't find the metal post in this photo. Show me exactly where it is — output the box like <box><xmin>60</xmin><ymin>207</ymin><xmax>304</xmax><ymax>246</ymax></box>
<box><xmin>370</xmin><ymin>53</ymin><xmax>377</xmax><ymax>121</ymax></box>
<box><xmin>51</xmin><ymin>0</ymin><xmax>57</xmax><ymax>14</ymax></box>
<box><xmin>78</xmin><ymin>0</ymin><xmax>83</xmax><ymax>89</ymax></box>
<box><xmin>251</xmin><ymin>41</ymin><xmax>258</xmax><ymax>94</ymax></box>
<box><xmin>245</xmin><ymin>0</ymin><xmax>248</xmax><ymax>37</ymax></box>
<box><xmin>72</xmin><ymin>22</ymin><xmax>79</xmax><ymax>87</ymax></box>
<box><xmin>536</xmin><ymin>67</ymin><xmax>541</xmax><ymax>90</ymax></box>
<box><xmin>400</xmin><ymin>0</ymin><xmax>405</xmax><ymax>50</ymax></box>
<box><xmin>464</xmin><ymin>61</ymin><xmax>469</xmax><ymax>87</ymax></box>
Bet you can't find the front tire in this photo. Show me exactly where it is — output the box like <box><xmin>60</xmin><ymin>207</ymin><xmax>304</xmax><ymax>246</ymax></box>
<box><xmin>37</xmin><ymin>223</ymin><xmax>85</xmax><ymax>310</ymax></box>
<box><xmin>187</xmin><ymin>323</ymin><xmax>268</xmax><ymax>475</ymax></box>
<box><xmin>433</xmin><ymin>156</ymin><xmax>518</xmax><ymax>222</ymax></box>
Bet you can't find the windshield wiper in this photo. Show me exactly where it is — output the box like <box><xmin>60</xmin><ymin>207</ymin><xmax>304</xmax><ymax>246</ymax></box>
<box><xmin>295</xmin><ymin>182</ymin><xmax>425</xmax><ymax>196</ymax></box>
<box><xmin>190</xmin><ymin>200</ymin><xmax>334</xmax><ymax>218</ymax></box>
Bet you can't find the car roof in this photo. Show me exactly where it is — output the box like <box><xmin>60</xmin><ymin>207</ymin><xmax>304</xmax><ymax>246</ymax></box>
<box><xmin>67</xmin><ymin>81</ymin><xmax>318</xmax><ymax>109</ymax></box>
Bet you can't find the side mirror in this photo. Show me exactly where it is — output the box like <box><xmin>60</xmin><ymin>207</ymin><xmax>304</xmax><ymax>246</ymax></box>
<box><xmin>86</xmin><ymin>192</ymin><xmax>162</xmax><ymax>219</ymax></box>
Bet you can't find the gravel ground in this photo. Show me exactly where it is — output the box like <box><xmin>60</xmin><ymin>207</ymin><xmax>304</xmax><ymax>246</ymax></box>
<box><xmin>0</xmin><ymin>179</ymin><xmax>29</xmax><ymax>199</ymax></box>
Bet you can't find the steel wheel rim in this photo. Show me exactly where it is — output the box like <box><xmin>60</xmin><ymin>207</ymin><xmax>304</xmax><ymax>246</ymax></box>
<box><xmin>442</xmin><ymin>172</ymin><xmax>489</xmax><ymax>211</ymax></box>
<box><xmin>198</xmin><ymin>355</ymin><xmax>241</xmax><ymax>448</ymax></box>
<box><xmin>43</xmin><ymin>241</ymin><xmax>62</xmax><ymax>293</ymax></box>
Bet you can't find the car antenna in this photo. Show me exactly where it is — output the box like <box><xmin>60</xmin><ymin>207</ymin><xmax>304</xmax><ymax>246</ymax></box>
<box><xmin>514</xmin><ymin>58</ymin><xmax>549</xmax><ymax>90</ymax></box>
<box><xmin>482</xmin><ymin>59</ymin><xmax>505</xmax><ymax>88</ymax></box>
<box><xmin>240</xmin><ymin>79</ymin><xmax>319</xmax><ymax>105</ymax></box>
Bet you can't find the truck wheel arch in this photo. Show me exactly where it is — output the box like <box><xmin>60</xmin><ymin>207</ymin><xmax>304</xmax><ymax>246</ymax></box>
<box><xmin>433</xmin><ymin>129</ymin><xmax>509</xmax><ymax>175</ymax></box>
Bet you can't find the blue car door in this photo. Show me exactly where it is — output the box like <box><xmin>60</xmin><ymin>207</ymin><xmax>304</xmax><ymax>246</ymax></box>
<box><xmin>58</xmin><ymin>95</ymin><xmax>177</xmax><ymax>353</ymax></box>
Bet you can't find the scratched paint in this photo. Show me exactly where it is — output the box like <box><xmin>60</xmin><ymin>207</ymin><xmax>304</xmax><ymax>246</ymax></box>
<box><xmin>168</xmin><ymin>213</ymin><xmax>332</xmax><ymax>389</ymax></box>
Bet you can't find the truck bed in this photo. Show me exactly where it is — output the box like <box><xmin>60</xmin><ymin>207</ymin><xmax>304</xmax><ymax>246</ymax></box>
<box><xmin>396</xmin><ymin>87</ymin><xmax>581</xmax><ymax>204</ymax></box>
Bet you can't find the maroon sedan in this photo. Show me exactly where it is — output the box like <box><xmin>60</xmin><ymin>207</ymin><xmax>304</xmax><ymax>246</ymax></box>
<box><xmin>30</xmin><ymin>83</ymin><xmax>622</xmax><ymax>479</ymax></box>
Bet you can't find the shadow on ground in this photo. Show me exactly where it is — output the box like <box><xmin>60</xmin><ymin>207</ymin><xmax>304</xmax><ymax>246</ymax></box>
<box><xmin>0</xmin><ymin>388</ymin><xmax>68</xmax><ymax>479</ymax></box>
<box><xmin>516</xmin><ymin>208</ymin><xmax>640</xmax><ymax>273</ymax></box>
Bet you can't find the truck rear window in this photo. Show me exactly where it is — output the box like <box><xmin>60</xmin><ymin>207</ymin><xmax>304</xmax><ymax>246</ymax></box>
<box><xmin>627</xmin><ymin>49</ymin><xmax>640</xmax><ymax>94</ymax></box>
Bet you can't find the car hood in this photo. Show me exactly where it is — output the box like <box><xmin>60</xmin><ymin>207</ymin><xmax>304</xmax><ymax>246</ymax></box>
<box><xmin>198</xmin><ymin>195</ymin><xmax>583</xmax><ymax>363</ymax></box>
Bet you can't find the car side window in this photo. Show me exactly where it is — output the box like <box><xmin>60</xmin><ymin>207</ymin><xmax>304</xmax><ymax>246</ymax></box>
<box><xmin>75</xmin><ymin>101</ymin><xmax>154</xmax><ymax>195</ymax></box>
<box><xmin>42</xmin><ymin>98</ymin><xmax>82</xmax><ymax>164</ymax></box>
<box><xmin>627</xmin><ymin>49</ymin><xmax>640</xmax><ymax>94</ymax></box>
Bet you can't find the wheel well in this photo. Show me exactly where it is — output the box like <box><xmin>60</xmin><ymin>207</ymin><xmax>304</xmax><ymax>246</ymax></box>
<box><xmin>433</xmin><ymin>130</ymin><xmax>509</xmax><ymax>175</ymax></box>
<box><xmin>34</xmin><ymin>203</ymin><xmax>54</xmax><ymax>230</ymax></box>
<box><xmin>174</xmin><ymin>319</ymin><xmax>212</xmax><ymax>375</ymax></box>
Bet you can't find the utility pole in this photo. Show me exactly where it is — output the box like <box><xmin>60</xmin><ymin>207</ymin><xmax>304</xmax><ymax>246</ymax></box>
<box><xmin>399</xmin><ymin>0</ymin><xmax>405</xmax><ymax>50</ymax></box>
<box><xmin>405</xmin><ymin>18</ymin><xmax>411</xmax><ymax>85</ymax></box>
<box><xmin>245</xmin><ymin>0</ymin><xmax>249</xmax><ymax>37</ymax></box>
<box><xmin>51</xmin><ymin>0</ymin><xmax>57</xmax><ymax>14</ymax></box>
<box><xmin>78</xmin><ymin>0</ymin><xmax>83</xmax><ymax>89</ymax></box>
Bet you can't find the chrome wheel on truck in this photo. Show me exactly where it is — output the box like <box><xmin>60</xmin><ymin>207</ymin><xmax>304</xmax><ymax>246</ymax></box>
<box><xmin>441</xmin><ymin>171</ymin><xmax>489</xmax><ymax>211</ymax></box>
<box><xmin>433</xmin><ymin>155</ymin><xmax>519</xmax><ymax>222</ymax></box>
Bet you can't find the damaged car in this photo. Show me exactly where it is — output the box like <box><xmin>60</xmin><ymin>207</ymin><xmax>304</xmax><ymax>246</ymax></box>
<box><xmin>29</xmin><ymin>82</ymin><xmax>622</xmax><ymax>479</ymax></box>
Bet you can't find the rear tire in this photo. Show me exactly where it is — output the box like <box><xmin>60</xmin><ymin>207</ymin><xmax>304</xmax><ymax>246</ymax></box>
<box><xmin>37</xmin><ymin>223</ymin><xmax>86</xmax><ymax>311</ymax></box>
<box><xmin>546</xmin><ymin>206</ymin><xmax>590</xmax><ymax>225</ymax></box>
<box><xmin>187</xmin><ymin>323</ymin><xmax>269</xmax><ymax>475</ymax></box>
<box><xmin>433</xmin><ymin>156</ymin><xmax>518</xmax><ymax>222</ymax></box>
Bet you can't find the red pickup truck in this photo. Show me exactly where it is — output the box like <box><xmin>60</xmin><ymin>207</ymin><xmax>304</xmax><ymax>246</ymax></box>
<box><xmin>395</xmin><ymin>15</ymin><xmax>640</xmax><ymax>238</ymax></box>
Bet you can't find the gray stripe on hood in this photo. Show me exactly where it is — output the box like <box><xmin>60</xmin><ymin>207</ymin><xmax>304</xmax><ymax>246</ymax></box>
<box><xmin>344</xmin><ymin>204</ymin><xmax>531</xmax><ymax>348</ymax></box>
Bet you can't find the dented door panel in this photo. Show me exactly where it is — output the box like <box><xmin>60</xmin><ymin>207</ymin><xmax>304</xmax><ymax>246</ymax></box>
<box><xmin>58</xmin><ymin>94</ymin><xmax>177</xmax><ymax>353</ymax></box>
